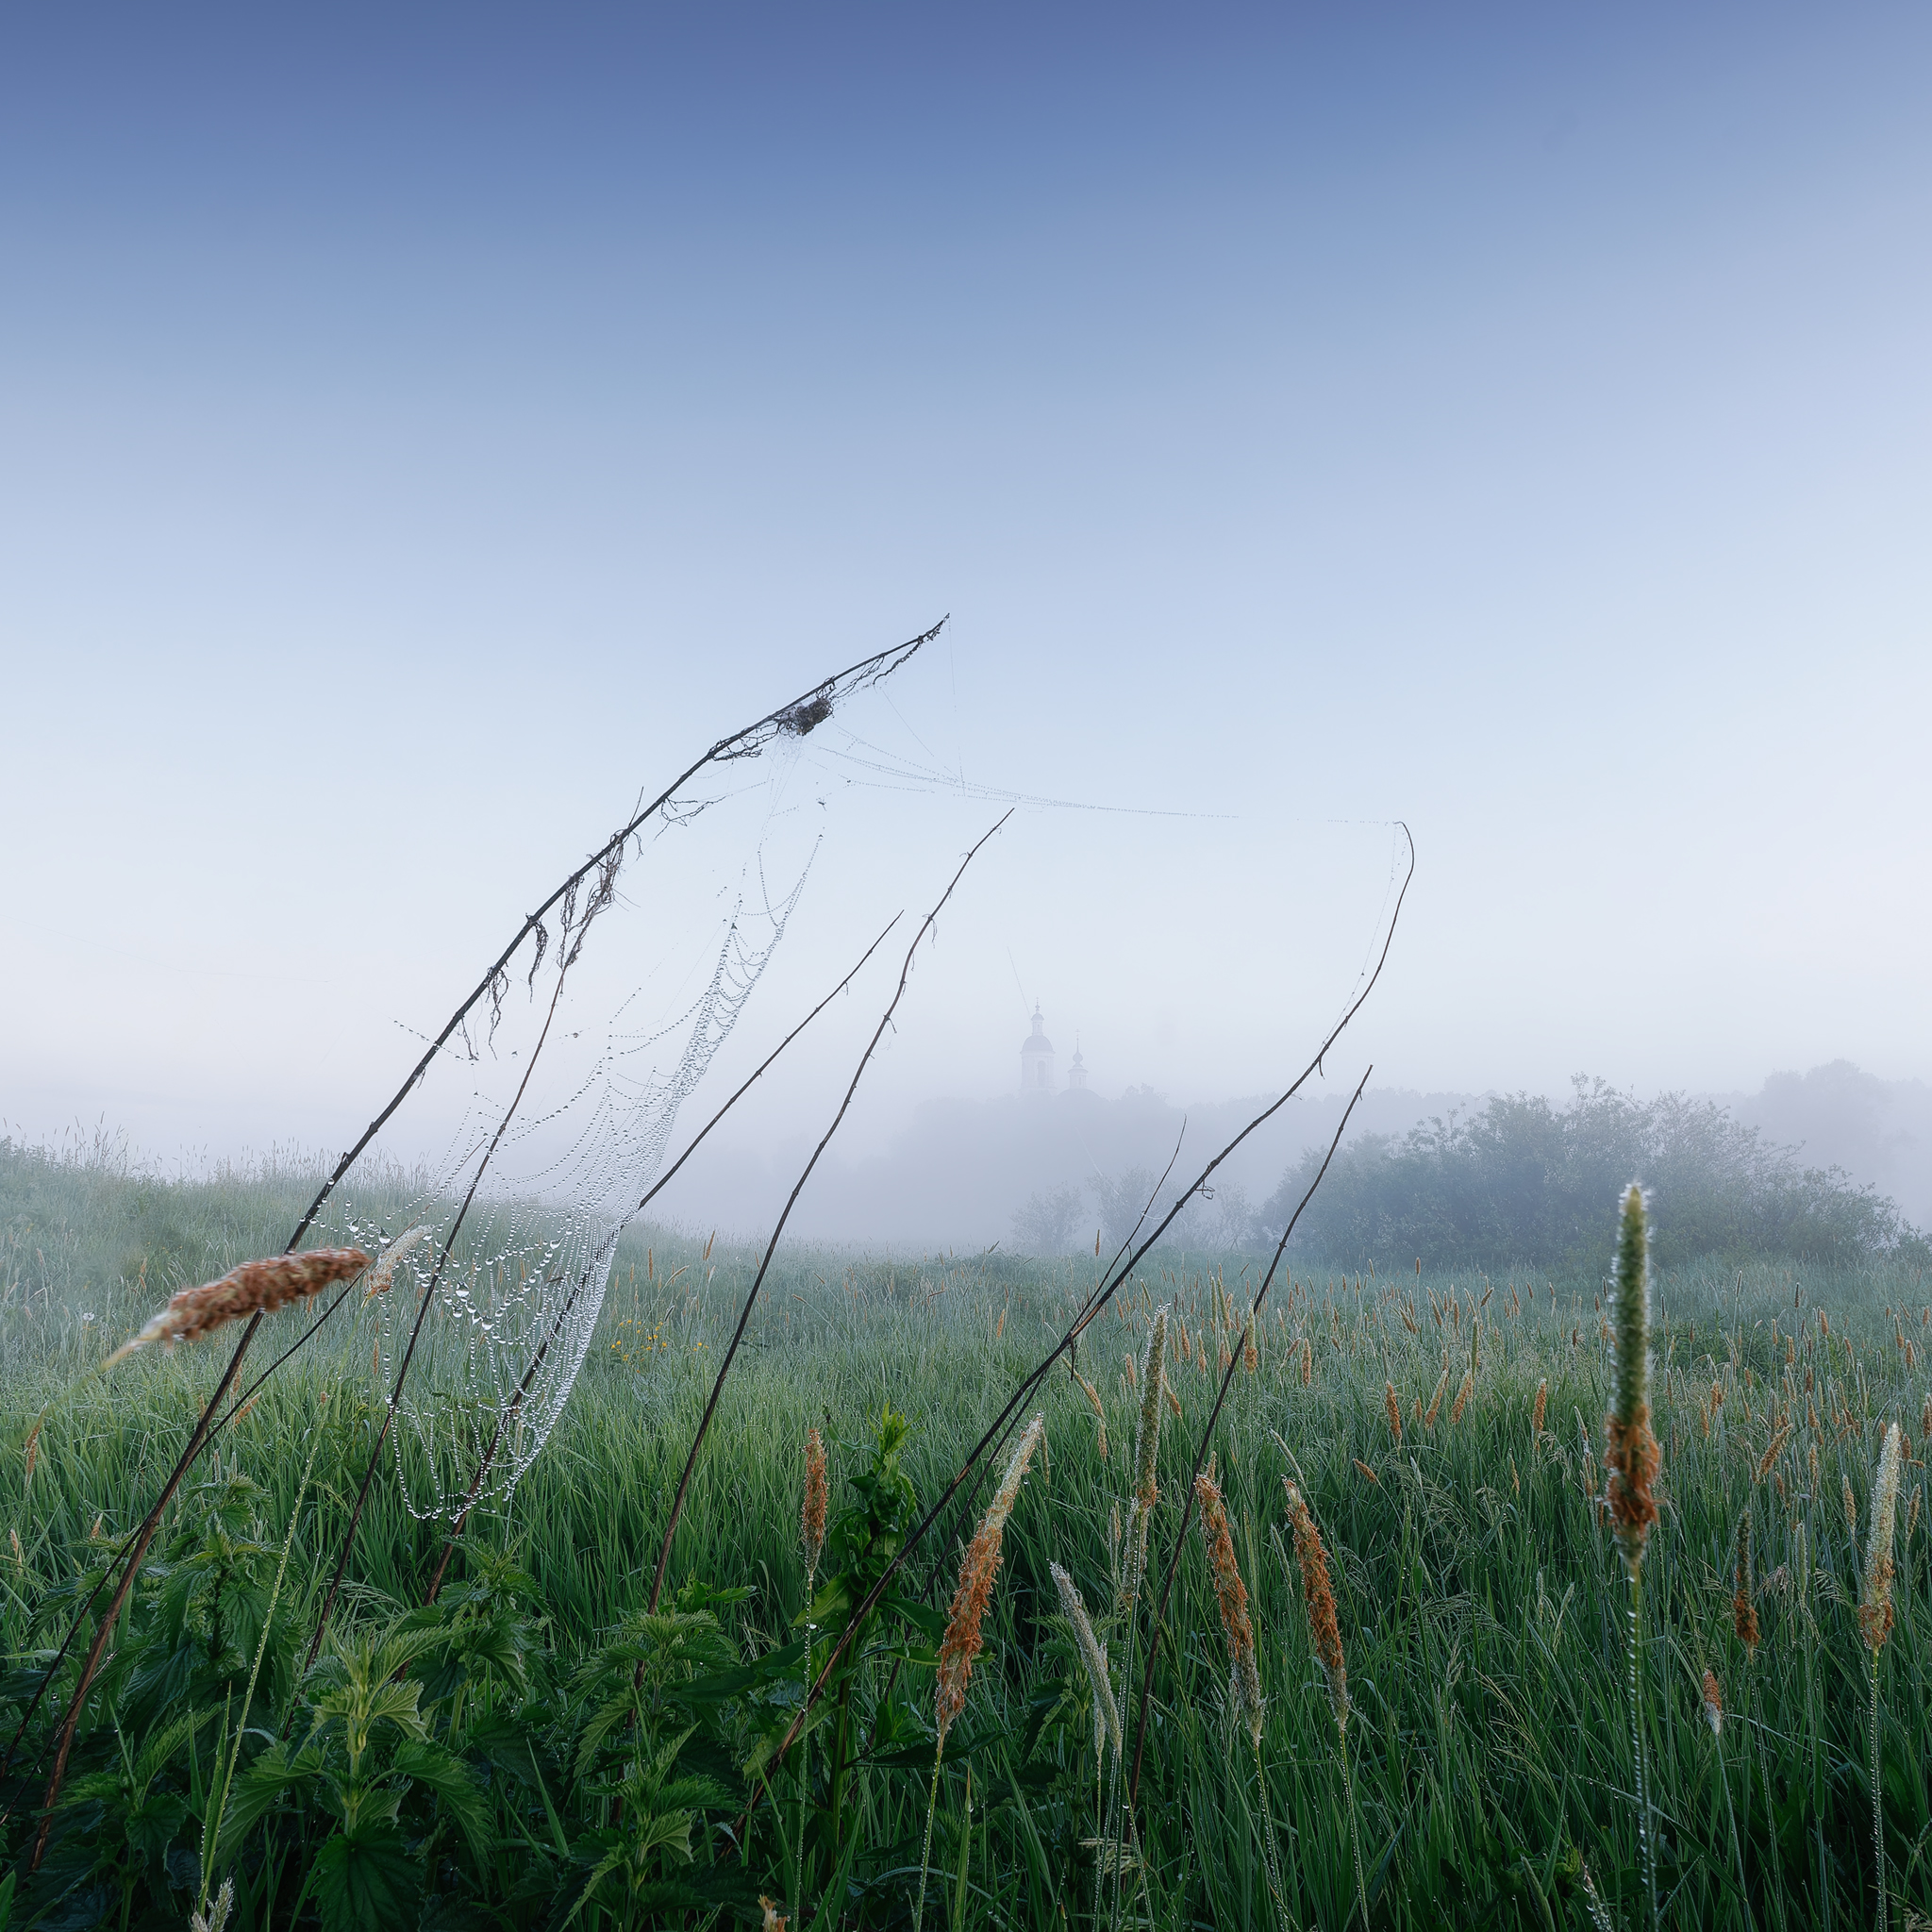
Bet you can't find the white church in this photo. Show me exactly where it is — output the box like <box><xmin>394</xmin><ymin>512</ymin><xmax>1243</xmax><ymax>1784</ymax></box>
<box><xmin>1019</xmin><ymin>1007</ymin><xmax>1088</xmax><ymax>1095</ymax></box>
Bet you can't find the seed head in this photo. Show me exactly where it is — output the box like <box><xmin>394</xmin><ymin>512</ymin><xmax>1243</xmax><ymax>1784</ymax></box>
<box><xmin>1134</xmin><ymin>1308</ymin><xmax>1169</xmax><ymax>1513</ymax></box>
<box><xmin>191</xmin><ymin>1877</ymin><xmax>235</xmax><ymax>1932</ymax></box>
<box><xmin>107</xmin><ymin>1248</ymin><xmax>372</xmax><ymax>1366</ymax></box>
<box><xmin>1842</xmin><ymin>1473</ymin><xmax>1857</xmax><ymax>1535</ymax></box>
<box><xmin>1755</xmin><ymin>1424</ymin><xmax>1790</xmax><ymax>1486</ymax></box>
<box><xmin>1604</xmin><ymin>1184</ymin><xmax>1660</xmax><ymax>1578</ymax></box>
<box><xmin>1701</xmin><ymin>1667</ymin><xmax>1723</xmax><ymax>1736</ymax></box>
<box><xmin>1859</xmin><ymin>1422</ymin><xmax>1904</xmax><ymax>1656</ymax></box>
<box><xmin>1283</xmin><ymin>1479</ymin><xmax>1348</xmax><ymax>1734</ymax></box>
<box><xmin>1195</xmin><ymin>1470</ymin><xmax>1262</xmax><ymax>1744</ymax></box>
<box><xmin>1449</xmin><ymin>1368</ymin><xmax>1474</xmax><ymax>1426</ymax></box>
<box><xmin>801</xmin><ymin>1426</ymin><xmax>828</xmax><ymax>1585</ymax></box>
<box><xmin>1531</xmin><ymin>1377</ymin><xmax>1548</xmax><ymax>1436</ymax></box>
<box><xmin>1732</xmin><ymin>1510</ymin><xmax>1759</xmax><ymax>1653</ymax></box>
<box><xmin>1424</xmin><ymin>1366</ymin><xmax>1449</xmax><ymax>1430</ymax></box>
<box><xmin>1242</xmin><ymin>1308</ymin><xmax>1258</xmax><ymax>1375</ymax></box>
<box><xmin>936</xmin><ymin>1414</ymin><xmax>1043</xmax><ymax>1747</ymax></box>
<box><xmin>1072</xmin><ymin>1363</ymin><xmax>1108</xmax><ymax>1461</ymax></box>
<box><xmin>1050</xmin><ymin>1560</ymin><xmax>1121</xmax><ymax>1766</ymax></box>
<box><xmin>1384</xmin><ymin>1382</ymin><xmax>1402</xmax><ymax>1443</ymax></box>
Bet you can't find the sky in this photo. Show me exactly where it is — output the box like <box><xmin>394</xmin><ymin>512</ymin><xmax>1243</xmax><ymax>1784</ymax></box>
<box><xmin>4</xmin><ymin>4</ymin><xmax>1929</xmax><ymax>1188</ymax></box>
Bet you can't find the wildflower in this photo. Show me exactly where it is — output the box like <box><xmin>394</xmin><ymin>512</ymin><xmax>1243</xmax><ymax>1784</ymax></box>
<box><xmin>1194</xmin><ymin>1472</ymin><xmax>1263</xmax><ymax>1745</ymax></box>
<box><xmin>107</xmin><ymin>1248</ymin><xmax>371</xmax><ymax>1365</ymax></box>
<box><xmin>936</xmin><ymin>1414</ymin><xmax>1043</xmax><ymax>1747</ymax></box>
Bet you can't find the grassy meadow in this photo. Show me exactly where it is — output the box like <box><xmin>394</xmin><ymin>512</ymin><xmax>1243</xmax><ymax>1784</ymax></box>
<box><xmin>1</xmin><ymin>1136</ymin><xmax>1928</xmax><ymax>1929</ymax></box>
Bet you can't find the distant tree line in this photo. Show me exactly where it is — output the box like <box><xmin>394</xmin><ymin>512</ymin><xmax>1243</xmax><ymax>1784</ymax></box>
<box><xmin>1254</xmin><ymin>1078</ymin><xmax>1930</xmax><ymax>1274</ymax></box>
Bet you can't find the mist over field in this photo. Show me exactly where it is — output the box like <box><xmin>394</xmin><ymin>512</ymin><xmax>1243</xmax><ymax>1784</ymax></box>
<box><xmin>5</xmin><ymin>7</ymin><xmax>1931</xmax><ymax>1926</ymax></box>
<box><xmin>651</xmin><ymin>1058</ymin><xmax>1932</xmax><ymax>1253</ymax></box>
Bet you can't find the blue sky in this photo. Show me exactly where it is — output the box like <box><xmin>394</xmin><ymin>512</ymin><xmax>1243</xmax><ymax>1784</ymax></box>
<box><xmin>4</xmin><ymin>5</ymin><xmax>1928</xmax><ymax>1161</ymax></box>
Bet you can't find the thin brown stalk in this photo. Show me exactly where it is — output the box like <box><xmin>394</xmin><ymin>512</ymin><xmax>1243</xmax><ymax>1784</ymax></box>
<box><xmin>651</xmin><ymin>819</ymin><xmax>1010</xmax><ymax>1612</ymax></box>
<box><xmin>421</xmin><ymin>913</ymin><xmax>901</xmax><ymax>1605</ymax></box>
<box><xmin>8</xmin><ymin>627</ymin><xmax>942</xmax><ymax>1830</ymax></box>
<box><xmin>1128</xmin><ymin>1066</ymin><xmax>1373</xmax><ymax>1806</ymax></box>
<box><xmin>753</xmin><ymin>830</ymin><xmax>1413</xmax><ymax>1818</ymax></box>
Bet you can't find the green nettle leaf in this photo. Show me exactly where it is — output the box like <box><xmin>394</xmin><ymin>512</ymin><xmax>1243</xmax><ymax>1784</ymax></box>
<box><xmin>391</xmin><ymin>1738</ymin><xmax>492</xmax><ymax>1862</ymax></box>
<box><xmin>312</xmin><ymin>1822</ymin><xmax>425</xmax><ymax>1932</ymax></box>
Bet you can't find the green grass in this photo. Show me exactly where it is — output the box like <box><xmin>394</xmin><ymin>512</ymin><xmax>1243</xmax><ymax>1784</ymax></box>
<box><xmin>1</xmin><ymin>1137</ymin><xmax>1928</xmax><ymax>1927</ymax></box>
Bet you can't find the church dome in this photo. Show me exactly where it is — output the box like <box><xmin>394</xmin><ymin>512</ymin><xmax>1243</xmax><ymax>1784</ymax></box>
<box><xmin>1022</xmin><ymin>1008</ymin><xmax>1054</xmax><ymax>1056</ymax></box>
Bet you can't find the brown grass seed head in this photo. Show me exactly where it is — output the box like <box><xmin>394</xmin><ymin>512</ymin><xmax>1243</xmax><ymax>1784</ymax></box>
<box><xmin>1283</xmin><ymin>1479</ymin><xmax>1349</xmax><ymax>1733</ymax></box>
<box><xmin>802</xmin><ymin>1426</ymin><xmax>828</xmax><ymax>1585</ymax></box>
<box><xmin>1384</xmin><ymin>1381</ymin><xmax>1403</xmax><ymax>1443</ymax></box>
<box><xmin>107</xmin><ymin>1247</ymin><xmax>372</xmax><ymax>1366</ymax></box>
<box><xmin>936</xmin><ymin>1413</ymin><xmax>1043</xmax><ymax>1747</ymax></box>
<box><xmin>1194</xmin><ymin>1470</ymin><xmax>1263</xmax><ymax>1745</ymax></box>
<box><xmin>1732</xmin><ymin>1510</ymin><xmax>1759</xmax><ymax>1652</ymax></box>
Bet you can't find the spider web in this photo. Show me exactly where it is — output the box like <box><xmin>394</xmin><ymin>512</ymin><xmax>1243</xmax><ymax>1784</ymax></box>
<box><xmin>297</xmin><ymin>638</ymin><xmax>983</xmax><ymax>1522</ymax></box>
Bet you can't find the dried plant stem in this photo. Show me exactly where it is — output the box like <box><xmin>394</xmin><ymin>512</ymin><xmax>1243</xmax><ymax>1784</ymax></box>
<box><xmin>649</xmin><ymin>820</ymin><xmax>1009</xmax><ymax>1614</ymax></box>
<box><xmin>421</xmin><ymin>918</ymin><xmax>899</xmax><ymax>1608</ymax></box>
<box><xmin>749</xmin><ymin>832</ymin><xmax>1413</xmax><ymax>1836</ymax></box>
<box><xmin>11</xmin><ymin>631</ymin><xmax>944</xmax><ymax>1841</ymax></box>
<box><xmin>308</xmin><ymin>947</ymin><xmax>576</xmax><ymax>1669</ymax></box>
<box><xmin>1129</xmin><ymin>1067</ymin><xmax>1373</xmax><ymax>1808</ymax></box>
